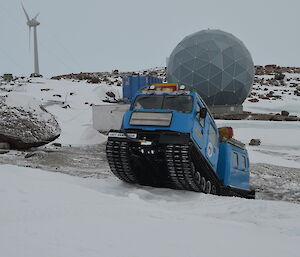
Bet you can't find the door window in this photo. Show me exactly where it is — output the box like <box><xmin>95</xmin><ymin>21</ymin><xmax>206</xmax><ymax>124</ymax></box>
<box><xmin>209</xmin><ymin>125</ymin><xmax>218</xmax><ymax>147</ymax></box>
<box><xmin>196</xmin><ymin>103</ymin><xmax>205</xmax><ymax>127</ymax></box>
<box><xmin>242</xmin><ymin>156</ymin><xmax>247</xmax><ymax>170</ymax></box>
<box><xmin>233</xmin><ymin>152</ymin><xmax>239</xmax><ymax>169</ymax></box>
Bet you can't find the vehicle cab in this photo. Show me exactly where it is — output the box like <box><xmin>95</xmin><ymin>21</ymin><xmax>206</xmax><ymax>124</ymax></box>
<box><xmin>121</xmin><ymin>83</ymin><xmax>220</xmax><ymax>171</ymax></box>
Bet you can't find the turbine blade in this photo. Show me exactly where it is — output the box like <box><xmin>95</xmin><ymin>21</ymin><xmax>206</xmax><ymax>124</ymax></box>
<box><xmin>21</xmin><ymin>3</ymin><xmax>30</xmax><ymax>22</ymax></box>
<box><xmin>33</xmin><ymin>12</ymin><xmax>40</xmax><ymax>19</ymax></box>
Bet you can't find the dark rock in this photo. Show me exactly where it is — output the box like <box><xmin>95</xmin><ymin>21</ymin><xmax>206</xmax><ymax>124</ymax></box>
<box><xmin>51</xmin><ymin>76</ymin><xmax>61</xmax><ymax>80</ymax></box>
<box><xmin>88</xmin><ymin>77</ymin><xmax>101</xmax><ymax>84</ymax></box>
<box><xmin>249</xmin><ymin>139</ymin><xmax>261</xmax><ymax>146</ymax></box>
<box><xmin>271</xmin><ymin>95</ymin><xmax>282</xmax><ymax>99</ymax></box>
<box><xmin>0</xmin><ymin>150</ymin><xmax>9</xmax><ymax>154</ymax></box>
<box><xmin>24</xmin><ymin>152</ymin><xmax>36</xmax><ymax>158</ymax></box>
<box><xmin>106</xmin><ymin>91</ymin><xmax>116</xmax><ymax>98</ymax></box>
<box><xmin>270</xmin><ymin>115</ymin><xmax>284</xmax><ymax>121</ymax></box>
<box><xmin>0</xmin><ymin>95</ymin><xmax>61</xmax><ymax>150</ymax></box>
<box><xmin>0</xmin><ymin>142</ymin><xmax>10</xmax><ymax>149</ymax></box>
<box><xmin>30</xmin><ymin>73</ymin><xmax>43</xmax><ymax>78</ymax></box>
<box><xmin>265</xmin><ymin>64</ymin><xmax>277</xmax><ymax>70</ymax></box>
<box><xmin>248</xmin><ymin>98</ymin><xmax>259</xmax><ymax>103</ymax></box>
<box><xmin>3</xmin><ymin>73</ymin><xmax>13</xmax><ymax>82</ymax></box>
<box><xmin>284</xmin><ymin>116</ymin><xmax>299</xmax><ymax>121</ymax></box>
<box><xmin>25</xmin><ymin>151</ymin><xmax>47</xmax><ymax>159</ymax></box>
<box><xmin>52</xmin><ymin>142</ymin><xmax>62</xmax><ymax>147</ymax></box>
<box><xmin>281</xmin><ymin>110</ymin><xmax>289</xmax><ymax>116</ymax></box>
<box><xmin>275</xmin><ymin>73</ymin><xmax>285</xmax><ymax>80</ymax></box>
<box><xmin>259</xmin><ymin>96</ymin><xmax>270</xmax><ymax>100</ymax></box>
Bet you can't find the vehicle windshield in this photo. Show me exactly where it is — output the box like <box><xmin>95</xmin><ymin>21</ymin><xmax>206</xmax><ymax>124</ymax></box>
<box><xmin>133</xmin><ymin>95</ymin><xmax>193</xmax><ymax>113</ymax></box>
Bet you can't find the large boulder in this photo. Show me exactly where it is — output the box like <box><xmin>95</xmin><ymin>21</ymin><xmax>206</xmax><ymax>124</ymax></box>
<box><xmin>249</xmin><ymin>139</ymin><xmax>261</xmax><ymax>146</ymax></box>
<box><xmin>0</xmin><ymin>94</ymin><xmax>61</xmax><ymax>149</ymax></box>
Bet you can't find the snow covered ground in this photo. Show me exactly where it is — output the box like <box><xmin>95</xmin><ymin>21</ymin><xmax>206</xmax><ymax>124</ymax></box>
<box><xmin>0</xmin><ymin>74</ymin><xmax>299</xmax><ymax>178</ymax></box>
<box><xmin>0</xmin><ymin>77</ymin><xmax>121</xmax><ymax>146</ymax></box>
<box><xmin>1</xmin><ymin>164</ymin><xmax>300</xmax><ymax>257</ymax></box>
<box><xmin>216</xmin><ymin>120</ymin><xmax>300</xmax><ymax>169</ymax></box>
<box><xmin>0</xmin><ymin>72</ymin><xmax>300</xmax><ymax>256</ymax></box>
<box><xmin>244</xmin><ymin>73</ymin><xmax>300</xmax><ymax>116</ymax></box>
<box><xmin>0</xmin><ymin>74</ymin><xmax>299</xmax><ymax>174</ymax></box>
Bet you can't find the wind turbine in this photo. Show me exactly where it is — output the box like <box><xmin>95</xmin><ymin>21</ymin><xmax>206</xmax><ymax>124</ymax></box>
<box><xmin>22</xmin><ymin>4</ymin><xmax>40</xmax><ymax>75</ymax></box>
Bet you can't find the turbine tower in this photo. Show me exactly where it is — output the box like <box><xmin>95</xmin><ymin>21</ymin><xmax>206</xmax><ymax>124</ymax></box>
<box><xmin>22</xmin><ymin>4</ymin><xmax>40</xmax><ymax>75</ymax></box>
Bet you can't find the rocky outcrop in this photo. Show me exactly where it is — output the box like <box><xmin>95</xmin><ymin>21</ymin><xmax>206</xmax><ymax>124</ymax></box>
<box><xmin>50</xmin><ymin>68</ymin><xmax>166</xmax><ymax>85</ymax></box>
<box><xmin>0</xmin><ymin>95</ymin><xmax>61</xmax><ymax>150</ymax></box>
<box><xmin>255</xmin><ymin>65</ymin><xmax>300</xmax><ymax>75</ymax></box>
<box><xmin>213</xmin><ymin>112</ymin><xmax>300</xmax><ymax>121</ymax></box>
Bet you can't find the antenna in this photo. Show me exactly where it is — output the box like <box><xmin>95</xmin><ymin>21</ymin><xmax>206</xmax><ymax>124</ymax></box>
<box><xmin>22</xmin><ymin>3</ymin><xmax>40</xmax><ymax>75</ymax></box>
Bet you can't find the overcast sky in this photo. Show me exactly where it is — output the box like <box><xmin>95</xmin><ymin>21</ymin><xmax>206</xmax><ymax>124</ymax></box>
<box><xmin>1</xmin><ymin>0</ymin><xmax>299</xmax><ymax>77</ymax></box>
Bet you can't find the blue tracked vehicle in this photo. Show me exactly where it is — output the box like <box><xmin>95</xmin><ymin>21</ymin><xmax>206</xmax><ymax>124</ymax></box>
<box><xmin>106</xmin><ymin>83</ymin><xmax>255</xmax><ymax>198</ymax></box>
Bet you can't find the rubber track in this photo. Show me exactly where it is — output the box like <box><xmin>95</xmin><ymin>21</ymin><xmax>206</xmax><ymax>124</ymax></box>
<box><xmin>107</xmin><ymin>140</ymin><xmax>208</xmax><ymax>192</ymax></box>
<box><xmin>106</xmin><ymin>139</ymin><xmax>254</xmax><ymax>198</ymax></box>
<box><xmin>106</xmin><ymin>140</ymin><xmax>137</xmax><ymax>183</ymax></box>
<box><xmin>165</xmin><ymin>144</ymin><xmax>203</xmax><ymax>192</ymax></box>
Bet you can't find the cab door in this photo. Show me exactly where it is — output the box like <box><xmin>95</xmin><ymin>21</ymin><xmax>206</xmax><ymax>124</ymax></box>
<box><xmin>205</xmin><ymin>121</ymin><xmax>219</xmax><ymax>170</ymax></box>
<box><xmin>192</xmin><ymin>102</ymin><xmax>207</xmax><ymax>152</ymax></box>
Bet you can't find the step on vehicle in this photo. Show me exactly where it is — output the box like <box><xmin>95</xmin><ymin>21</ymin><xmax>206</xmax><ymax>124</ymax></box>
<box><xmin>106</xmin><ymin>83</ymin><xmax>255</xmax><ymax>198</ymax></box>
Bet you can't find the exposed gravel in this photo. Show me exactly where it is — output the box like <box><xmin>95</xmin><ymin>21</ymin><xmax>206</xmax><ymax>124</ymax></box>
<box><xmin>0</xmin><ymin>144</ymin><xmax>110</xmax><ymax>179</ymax></box>
<box><xmin>251</xmin><ymin>163</ymin><xmax>300</xmax><ymax>203</ymax></box>
<box><xmin>0</xmin><ymin>144</ymin><xmax>299</xmax><ymax>203</ymax></box>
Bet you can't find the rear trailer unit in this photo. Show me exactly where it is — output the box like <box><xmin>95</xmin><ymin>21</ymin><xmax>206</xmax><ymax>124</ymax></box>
<box><xmin>106</xmin><ymin>83</ymin><xmax>255</xmax><ymax>199</ymax></box>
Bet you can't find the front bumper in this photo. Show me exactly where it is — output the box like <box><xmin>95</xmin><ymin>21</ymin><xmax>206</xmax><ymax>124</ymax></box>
<box><xmin>108</xmin><ymin>129</ymin><xmax>190</xmax><ymax>145</ymax></box>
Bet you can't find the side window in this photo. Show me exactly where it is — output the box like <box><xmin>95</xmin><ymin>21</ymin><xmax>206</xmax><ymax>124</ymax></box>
<box><xmin>233</xmin><ymin>152</ymin><xmax>239</xmax><ymax>169</ymax></box>
<box><xmin>242</xmin><ymin>156</ymin><xmax>247</xmax><ymax>170</ymax></box>
<box><xmin>209</xmin><ymin>125</ymin><xmax>218</xmax><ymax>147</ymax></box>
<box><xmin>196</xmin><ymin>103</ymin><xmax>205</xmax><ymax>127</ymax></box>
<box><xmin>196</xmin><ymin>104</ymin><xmax>200</xmax><ymax>120</ymax></box>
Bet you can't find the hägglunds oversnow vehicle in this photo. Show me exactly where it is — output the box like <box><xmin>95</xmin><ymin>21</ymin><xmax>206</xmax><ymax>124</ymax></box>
<box><xmin>106</xmin><ymin>83</ymin><xmax>255</xmax><ymax>198</ymax></box>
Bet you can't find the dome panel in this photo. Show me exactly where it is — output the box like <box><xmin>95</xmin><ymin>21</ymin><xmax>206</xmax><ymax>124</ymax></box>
<box><xmin>167</xmin><ymin>29</ymin><xmax>254</xmax><ymax>106</ymax></box>
<box><xmin>196</xmin><ymin>64</ymin><xmax>210</xmax><ymax>78</ymax></box>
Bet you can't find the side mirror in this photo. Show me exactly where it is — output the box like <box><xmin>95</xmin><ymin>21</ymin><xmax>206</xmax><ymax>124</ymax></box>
<box><xmin>199</xmin><ymin>108</ymin><xmax>207</xmax><ymax>119</ymax></box>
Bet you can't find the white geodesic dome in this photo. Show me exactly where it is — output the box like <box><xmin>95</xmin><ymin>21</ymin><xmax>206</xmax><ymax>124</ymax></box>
<box><xmin>167</xmin><ymin>29</ymin><xmax>255</xmax><ymax>106</ymax></box>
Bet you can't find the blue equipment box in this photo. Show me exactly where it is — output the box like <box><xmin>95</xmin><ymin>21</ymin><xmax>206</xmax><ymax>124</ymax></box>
<box><xmin>123</xmin><ymin>75</ymin><xmax>162</xmax><ymax>101</ymax></box>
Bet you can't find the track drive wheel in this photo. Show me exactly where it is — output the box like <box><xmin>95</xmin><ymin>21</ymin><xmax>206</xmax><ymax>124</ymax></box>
<box><xmin>211</xmin><ymin>185</ymin><xmax>217</xmax><ymax>195</ymax></box>
<box><xmin>194</xmin><ymin>171</ymin><xmax>201</xmax><ymax>184</ymax></box>
<box><xmin>200</xmin><ymin>177</ymin><xmax>206</xmax><ymax>192</ymax></box>
<box><xmin>205</xmin><ymin>180</ymin><xmax>212</xmax><ymax>194</ymax></box>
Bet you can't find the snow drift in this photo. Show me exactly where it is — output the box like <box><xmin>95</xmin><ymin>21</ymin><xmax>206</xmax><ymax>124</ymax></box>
<box><xmin>0</xmin><ymin>165</ymin><xmax>299</xmax><ymax>257</ymax></box>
